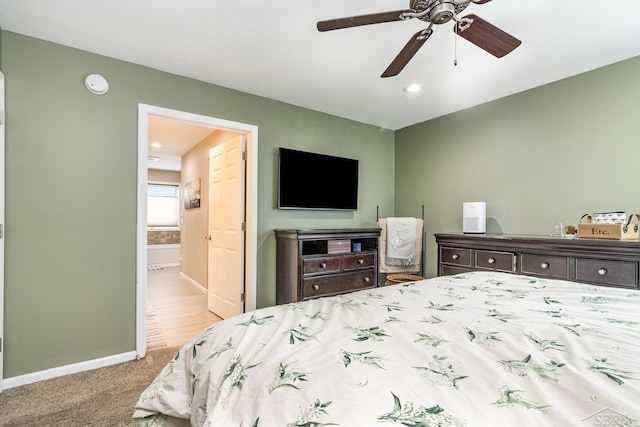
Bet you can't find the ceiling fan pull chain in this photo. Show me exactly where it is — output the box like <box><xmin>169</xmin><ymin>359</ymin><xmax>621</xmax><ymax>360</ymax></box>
<box><xmin>454</xmin><ymin>22</ymin><xmax>458</xmax><ymax>66</ymax></box>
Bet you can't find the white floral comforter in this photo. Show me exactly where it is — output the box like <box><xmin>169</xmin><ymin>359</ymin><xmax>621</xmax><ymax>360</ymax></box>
<box><xmin>134</xmin><ymin>272</ymin><xmax>640</xmax><ymax>426</ymax></box>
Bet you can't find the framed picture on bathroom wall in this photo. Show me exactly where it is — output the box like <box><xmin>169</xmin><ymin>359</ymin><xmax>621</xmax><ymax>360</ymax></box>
<box><xmin>184</xmin><ymin>178</ymin><xmax>201</xmax><ymax>209</ymax></box>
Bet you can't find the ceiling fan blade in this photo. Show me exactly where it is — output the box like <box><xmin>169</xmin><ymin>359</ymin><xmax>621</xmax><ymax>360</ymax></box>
<box><xmin>317</xmin><ymin>10</ymin><xmax>412</xmax><ymax>32</ymax></box>
<box><xmin>455</xmin><ymin>14</ymin><xmax>521</xmax><ymax>58</ymax></box>
<box><xmin>381</xmin><ymin>29</ymin><xmax>433</xmax><ymax>78</ymax></box>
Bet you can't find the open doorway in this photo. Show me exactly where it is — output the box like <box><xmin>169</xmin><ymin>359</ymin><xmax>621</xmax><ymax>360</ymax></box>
<box><xmin>146</xmin><ymin>118</ymin><xmax>220</xmax><ymax>348</ymax></box>
<box><xmin>136</xmin><ymin>104</ymin><xmax>258</xmax><ymax>358</ymax></box>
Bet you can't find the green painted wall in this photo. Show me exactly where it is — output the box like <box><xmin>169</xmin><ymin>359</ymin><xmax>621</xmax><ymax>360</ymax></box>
<box><xmin>3</xmin><ymin>28</ymin><xmax>638</xmax><ymax>380</ymax></box>
<box><xmin>395</xmin><ymin>55</ymin><xmax>640</xmax><ymax>279</ymax></box>
<box><xmin>1</xmin><ymin>31</ymin><xmax>395</xmax><ymax>378</ymax></box>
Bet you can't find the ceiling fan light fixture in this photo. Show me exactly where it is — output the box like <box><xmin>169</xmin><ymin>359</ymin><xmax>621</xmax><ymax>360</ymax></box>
<box><xmin>403</xmin><ymin>83</ymin><xmax>424</xmax><ymax>93</ymax></box>
<box><xmin>429</xmin><ymin>2</ymin><xmax>456</xmax><ymax>24</ymax></box>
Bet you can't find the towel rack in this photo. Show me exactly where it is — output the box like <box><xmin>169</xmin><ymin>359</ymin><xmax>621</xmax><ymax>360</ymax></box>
<box><xmin>376</xmin><ymin>205</ymin><xmax>424</xmax><ymax>223</ymax></box>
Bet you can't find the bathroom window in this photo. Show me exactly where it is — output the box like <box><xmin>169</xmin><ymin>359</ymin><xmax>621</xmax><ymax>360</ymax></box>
<box><xmin>148</xmin><ymin>184</ymin><xmax>180</xmax><ymax>228</ymax></box>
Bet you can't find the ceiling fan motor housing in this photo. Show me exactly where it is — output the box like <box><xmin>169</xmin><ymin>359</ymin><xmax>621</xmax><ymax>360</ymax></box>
<box><xmin>410</xmin><ymin>0</ymin><xmax>469</xmax><ymax>24</ymax></box>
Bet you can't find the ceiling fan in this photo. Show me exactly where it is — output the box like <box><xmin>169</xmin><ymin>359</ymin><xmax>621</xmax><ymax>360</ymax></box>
<box><xmin>317</xmin><ymin>0</ymin><xmax>521</xmax><ymax>78</ymax></box>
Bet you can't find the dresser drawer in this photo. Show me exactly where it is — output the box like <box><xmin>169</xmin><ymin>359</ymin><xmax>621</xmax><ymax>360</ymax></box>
<box><xmin>521</xmin><ymin>254</ymin><xmax>569</xmax><ymax>279</ymax></box>
<box><xmin>303</xmin><ymin>270</ymin><xmax>376</xmax><ymax>299</ymax></box>
<box><xmin>575</xmin><ymin>258</ymin><xmax>638</xmax><ymax>288</ymax></box>
<box><xmin>303</xmin><ymin>256</ymin><xmax>343</xmax><ymax>275</ymax></box>
<box><xmin>343</xmin><ymin>253</ymin><xmax>375</xmax><ymax>270</ymax></box>
<box><xmin>441</xmin><ymin>265</ymin><xmax>473</xmax><ymax>276</ymax></box>
<box><xmin>476</xmin><ymin>250</ymin><xmax>515</xmax><ymax>272</ymax></box>
<box><xmin>440</xmin><ymin>247</ymin><xmax>472</xmax><ymax>267</ymax></box>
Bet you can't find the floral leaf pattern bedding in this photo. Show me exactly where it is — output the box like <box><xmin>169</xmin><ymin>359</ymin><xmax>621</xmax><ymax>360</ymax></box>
<box><xmin>134</xmin><ymin>272</ymin><xmax>640</xmax><ymax>426</ymax></box>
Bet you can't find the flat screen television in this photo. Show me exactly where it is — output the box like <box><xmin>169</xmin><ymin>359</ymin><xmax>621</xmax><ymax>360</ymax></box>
<box><xmin>278</xmin><ymin>147</ymin><xmax>359</xmax><ymax>210</ymax></box>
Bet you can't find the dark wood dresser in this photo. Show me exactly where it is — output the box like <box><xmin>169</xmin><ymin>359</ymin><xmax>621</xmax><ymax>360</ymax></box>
<box><xmin>435</xmin><ymin>233</ymin><xmax>640</xmax><ymax>289</ymax></box>
<box><xmin>275</xmin><ymin>228</ymin><xmax>381</xmax><ymax>304</ymax></box>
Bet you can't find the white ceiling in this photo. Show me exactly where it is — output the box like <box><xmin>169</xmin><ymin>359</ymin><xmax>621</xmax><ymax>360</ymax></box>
<box><xmin>1</xmin><ymin>0</ymin><xmax>640</xmax><ymax>132</ymax></box>
<box><xmin>147</xmin><ymin>117</ymin><xmax>215</xmax><ymax>171</ymax></box>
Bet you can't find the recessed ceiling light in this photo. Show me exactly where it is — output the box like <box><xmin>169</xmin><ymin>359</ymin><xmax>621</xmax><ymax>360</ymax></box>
<box><xmin>150</xmin><ymin>142</ymin><xmax>162</xmax><ymax>148</ymax></box>
<box><xmin>403</xmin><ymin>84</ymin><xmax>423</xmax><ymax>93</ymax></box>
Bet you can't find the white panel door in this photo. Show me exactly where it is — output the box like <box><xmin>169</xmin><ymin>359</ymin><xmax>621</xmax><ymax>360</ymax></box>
<box><xmin>207</xmin><ymin>135</ymin><xmax>245</xmax><ymax>319</ymax></box>
<box><xmin>0</xmin><ymin>71</ymin><xmax>5</xmax><ymax>392</ymax></box>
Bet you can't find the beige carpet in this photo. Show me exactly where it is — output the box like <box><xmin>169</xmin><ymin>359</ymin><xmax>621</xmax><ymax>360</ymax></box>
<box><xmin>0</xmin><ymin>346</ymin><xmax>180</xmax><ymax>426</ymax></box>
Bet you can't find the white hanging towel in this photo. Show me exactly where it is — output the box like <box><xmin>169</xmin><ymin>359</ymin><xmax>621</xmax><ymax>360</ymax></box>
<box><xmin>377</xmin><ymin>218</ymin><xmax>423</xmax><ymax>273</ymax></box>
<box><xmin>385</xmin><ymin>217</ymin><xmax>417</xmax><ymax>267</ymax></box>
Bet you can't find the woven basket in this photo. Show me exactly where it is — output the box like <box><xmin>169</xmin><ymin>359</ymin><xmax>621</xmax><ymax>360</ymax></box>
<box><xmin>384</xmin><ymin>273</ymin><xmax>424</xmax><ymax>286</ymax></box>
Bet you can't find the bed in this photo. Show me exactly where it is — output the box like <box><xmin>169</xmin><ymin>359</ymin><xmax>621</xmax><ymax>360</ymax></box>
<box><xmin>133</xmin><ymin>271</ymin><xmax>640</xmax><ymax>426</ymax></box>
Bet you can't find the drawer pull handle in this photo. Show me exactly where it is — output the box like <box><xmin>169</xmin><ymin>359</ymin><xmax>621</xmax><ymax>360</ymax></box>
<box><xmin>358</xmin><ymin>258</ymin><xmax>364</xmax><ymax>265</ymax></box>
<box><xmin>320</xmin><ymin>262</ymin><xmax>327</xmax><ymax>269</ymax></box>
<box><xmin>598</xmin><ymin>268</ymin><xmax>607</xmax><ymax>276</ymax></box>
<box><xmin>540</xmin><ymin>262</ymin><xmax>550</xmax><ymax>269</ymax></box>
<box><xmin>488</xmin><ymin>258</ymin><xmax>496</xmax><ymax>264</ymax></box>
<box><xmin>452</xmin><ymin>254</ymin><xmax>459</xmax><ymax>260</ymax></box>
<box><xmin>363</xmin><ymin>277</ymin><xmax>370</xmax><ymax>283</ymax></box>
<box><xmin>312</xmin><ymin>284</ymin><xmax>320</xmax><ymax>290</ymax></box>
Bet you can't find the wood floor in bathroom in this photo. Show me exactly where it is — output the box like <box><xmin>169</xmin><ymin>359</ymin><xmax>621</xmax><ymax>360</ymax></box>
<box><xmin>147</xmin><ymin>266</ymin><xmax>222</xmax><ymax>347</ymax></box>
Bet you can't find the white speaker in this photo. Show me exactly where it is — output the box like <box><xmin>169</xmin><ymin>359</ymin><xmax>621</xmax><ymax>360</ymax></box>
<box><xmin>463</xmin><ymin>202</ymin><xmax>486</xmax><ymax>234</ymax></box>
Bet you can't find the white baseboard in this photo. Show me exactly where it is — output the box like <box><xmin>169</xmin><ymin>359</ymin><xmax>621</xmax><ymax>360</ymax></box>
<box><xmin>180</xmin><ymin>271</ymin><xmax>206</xmax><ymax>294</ymax></box>
<box><xmin>3</xmin><ymin>350</ymin><xmax>138</xmax><ymax>390</ymax></box>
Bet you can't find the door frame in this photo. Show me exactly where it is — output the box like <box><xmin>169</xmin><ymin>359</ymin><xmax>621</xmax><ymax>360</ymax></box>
<box><xmin>0</xmin><ymin>71</ymin><xmax>5</xmax><ymax>392</ymax></box>
<box><xmin>136</xmin><ymin>104</ymin><xmax>258</xmax><ymax>358</ymax></box>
